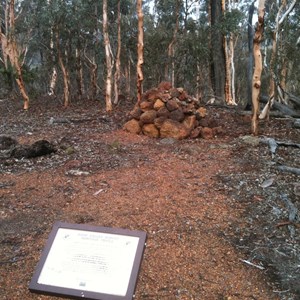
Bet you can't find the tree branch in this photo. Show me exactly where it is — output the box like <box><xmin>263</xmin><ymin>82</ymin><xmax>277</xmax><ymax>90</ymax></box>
<box><xmin>278</xmin><ymin>0</ymin><xmax>297</xmax><ymax>25</ymax></box>
<box><xmin>277</xmin><ymin>166</ymin><xmax>300</xmax><ymax>176</ymax></box>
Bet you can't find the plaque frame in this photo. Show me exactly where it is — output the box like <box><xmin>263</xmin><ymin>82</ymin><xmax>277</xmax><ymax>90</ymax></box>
<box><xmin>29</xmin><ymin>221</ymin><xmax>147</xmax><ymax>300</ymax></box>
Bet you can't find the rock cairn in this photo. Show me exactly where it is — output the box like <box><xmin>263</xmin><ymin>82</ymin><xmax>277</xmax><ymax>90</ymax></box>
<box><xmin>123</xmin><ymin>82</ymin><xmax>223</xmax><ymax>139</ymax></box>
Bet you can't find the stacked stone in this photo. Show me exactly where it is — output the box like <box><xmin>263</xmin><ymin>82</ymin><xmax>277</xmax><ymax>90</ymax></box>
<box><xmin>123</xmin><ymin>82</ymin><xmax>222</xmax><ymax>139</ymax></box>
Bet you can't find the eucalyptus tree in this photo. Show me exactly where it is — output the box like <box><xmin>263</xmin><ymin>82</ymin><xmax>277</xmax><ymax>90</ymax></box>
<box><xmin>113</xmin><ymin>0</ymin><xmax>121</xmax><ymax>104</ymax></box>
<box><xmin>136</xmin><ymin>0</ymin><xmax>144</xmax><ymax>102</ymax></box>
<box><xmin>103</xmin><ymin>0</ymin><xmax>113</xmax><ymax>111</ymax></box>
<box><xmin>222</xmin><ymin>1</ymin><xmax>245</xmax><ymax>105</ymax></box>
<box><xmin>259</xmin><ymin>0</ymin><xmax>298</xmax><ymax>120</ymax></box>
<box><xmin>145</xmin><ymin>0</ymin><xmax>184</xmax><ymax>87</ymax></box>
<box><xmin>252</xmin><ymin>0</ymin><xmax>266</xmax><ymax>135</ymax></box>
<box><xmin>0</xmin><ymin>0</ymin><xmax>30</xmax><ymax>109</ymax></box>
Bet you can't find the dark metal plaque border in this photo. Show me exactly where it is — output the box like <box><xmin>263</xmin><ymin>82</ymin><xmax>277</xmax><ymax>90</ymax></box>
<box><xmin>29</xmin><ymin>221</ymin><xmax>147</xmax><ymax>300</ymax></box>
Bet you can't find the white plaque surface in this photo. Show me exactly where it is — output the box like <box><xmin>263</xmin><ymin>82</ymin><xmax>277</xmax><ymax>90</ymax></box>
<box><xmin>38</xmin><ymin>228</ymin><xmax>139</xmax><ymax>296</ymax></box>
<box><xmin>29</xmin><ymin>222</ymin><xmax>147</xmax><ymax>300</ymax></box>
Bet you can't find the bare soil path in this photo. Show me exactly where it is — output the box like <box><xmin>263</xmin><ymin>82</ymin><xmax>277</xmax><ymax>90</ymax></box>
<box><xmin>1</xmin><ymin>98</ymin><xmax>299</xmax><ymax>299</ymax></box>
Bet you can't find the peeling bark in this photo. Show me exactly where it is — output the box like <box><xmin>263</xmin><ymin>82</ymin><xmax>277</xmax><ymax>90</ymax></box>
<box><xmin>230</xmin><ymin>36</ymin><xmax>236</xmax><ymax>104</ymax></box>
<box><xmin>136</xmin><ymin>0</ymin><xmax>144</xmax><ymax>103</ymax></box>
<box><xmin>113</xmin><ymin>0</ymin><xmax>121</xmax><ymax>105</ymax></box>
<box><xmin>85</xmin><ymin>53</ymin><xmax>98</xmax><ymax>100</ymax></box>
<box><xmin>223</xmin><ymin>0</ymin><xmax>237</xmax><ymax>106</ymax></box>
<box><xmin>125</xmin><ymin>59</ymin><xmax>131</xmax><ymax>99</ymax></box>
<box><xmin>1</xmin><ymin>0</ymin><xmax>30</xmax><ymax>110</ymax></box>
<box><xmin>223</xmin><ymin>0</ymin><xmax>232</xmax><ymax>105</ymax></box>
<box><xmin>75</xmin><ymin>47</ymin><xmax>84</xmax><ymax>99</ymax></box>
<box><xmin>48</xmin><ymin>0</ymin><xmax>57</xmax><ymax>96</ymax></box>
<box><xmin>224</xmin><ymin>35</ymin><xmax>233</xmax><ymax>105</ymax></box>
<box><xmin>251</xmin><ymin>0</ymin><xmax>265</xmax><ymax>135</ymax></box>
<box><xmin>260</xmin><ymin>0</ymin><xmax>297</xmax><ymax>120</ymax></box>
<box><xmin>103</xmin><ymin>0</ymin><xmax>113</xmax><ymax>111</ymax></box>
<box><xmin>247</xmin><ymin>1</ymin><xmax>255</xmax><ymax>107</ymax></box>
<box><xmin>56</xmin><ymin>30</ymin><xmax>70</xmax><ymax>107</ymax></box>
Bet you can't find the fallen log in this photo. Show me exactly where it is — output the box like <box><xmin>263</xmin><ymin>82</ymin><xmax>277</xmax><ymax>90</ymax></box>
<box><xmin>260</xmin><ymin>137</ymin><xmax>300</xmax><ymax>157</ymax></box>
<box><xmin>260</xmin><ymin>96</ymin><xmax>300</xmax><ymax>117</ymax></box>
<box><xmin>260</xmin><ymin>137</ymin><xmax>277</xmax><ymax>157</ymax></box>
<box><xmin>280</xmin><ymin>194</ymin><xmax>299</xmax><ymax>238</ymax></box>
<box><xmin>10</xmin><ymin>140</ymin><xmax>56</xmax><ymax>159</ymax></box>
<box><xmin>277</xmin><ymin>165</ymin><xmax>300</xmax><ymax>176</ymax></box>
<box><xmin>286</xmin><ymin>92</ymin><xmax>300</xmax><ymax>107</ymax></box>
<box><xmin>276</xmin><ymin>140</ymin><xmax>300</xmax><ymax>148</ymax></box>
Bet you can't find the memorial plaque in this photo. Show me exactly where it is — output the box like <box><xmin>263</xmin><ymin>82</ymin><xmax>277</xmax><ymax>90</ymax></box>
<box><xmin>29</xmin><ymin>222</ymin><xmax>147</xmax><ymax>300</ymax></box>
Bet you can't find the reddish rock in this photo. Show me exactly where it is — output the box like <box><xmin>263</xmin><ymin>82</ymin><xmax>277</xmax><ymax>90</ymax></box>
<box><xmin>169</xmin><ymin>88</ymin><xmax>180</xmax><ymax>98</ymax></box>
<box><xmin>154</xmin><ymin>116</ymin><xmax>166</xmax><ymax>129</ymax></box>
<box><xmin>160</xmin><ymin>93</ymin><xmax>171</xmax><ymax>103</ymax></box>
<box><xmin>182</xmin><ymin>103</ymin><xmax>195</xmax><ymax>114</ymax></box>
<box><xmin>140</xmin><ymin>110</ymin><xmax>157</xmax><ymax>124</ymax></box>
<box><xmin>124</xmin><ymin>83</ymin><xmax>212</xmax><ymax>140</ymax></box>
<box><xmin>166</xmin><ymin>99</ymin><xmax>179</xmax><ymax>111</ymax></box>
<box><xmin>178</xmin><ymin>90</ymin><xmax>188</xmax><ymax>101</ymax></box>
<box><xmin>142</xmin><ymin>124</ymin><xmax>159</xmax><ymax>138</ymax></box>
<box><xmin>153</xmin><ymin>99</ymin><xmax>165</xmax><ymax>110</ymax></box>
<box><xmin>130</xmin><ymin>106</ymin><xmax>142</xmax><ymax>119</ymax></box>
<box><xmin>157</xmin><ymin>107</ymin><xmax>170</xmax><ymax>118</ymax></box>
<box><xmin>196</xmin><ymin>107</ymin><xmax>207</xmax><ymax>118</ymax></box>
<box><xmin>160</xmin><ymin>119</ymin><xmax>189</xmax><ymax>140</ymax></box>
<box><xmin>169</xmin><ymin>108</ymin><xmax>185</xmax><ymax>122</ymax></box>
<box><xmin>143</xmin><ymin>88</ymin><xmax>159</xmax><ymax>101</ymax></box>
<box><xmin>123</xmin><ymin>119</ymin><xmax>141</xmax><ymax>134</ymax></box>
<box><xmin>183</xmin><ymin>115</ymin><xmax>197</xmax><ymax>132</ymax></box>
<box><xmin>190</xmin><ymin>126</ymin><xmax>202</xmax><ymax>138</ymax></box>
<box><xmin>140</xmin><ymin>100</ymin><xmax>154</xmax><ymax>111</ymax></box>
<box><xmin>158</xmin><ymin>81</ymin><xmax>172</xmax><ymax>91</ymax></box>
<box><xmin>200</xmin><ymin>127</ymin><xmax>214</xmax><ymax>139</ymax></box>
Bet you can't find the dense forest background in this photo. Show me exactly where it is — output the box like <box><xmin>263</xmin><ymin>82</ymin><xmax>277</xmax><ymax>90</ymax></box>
<box><xmin>0</xmin><ymin>0</ymin><xmax>299</xmax><ymax>112</ymax></box>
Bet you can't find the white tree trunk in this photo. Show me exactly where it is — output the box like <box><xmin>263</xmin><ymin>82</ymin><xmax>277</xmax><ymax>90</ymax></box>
<box><xmin>136</xmin><ymin>0</ymin><xmax>144</xmax><ymax>102</ymax></box>
<box><xmin>252</xmin><ymin>0</ymin><xmax>265</xmax><ymax>135</ymax></box>
<box><xmin>1</xmin><ymin>0</ymin><xmax>30</xmax><ymax>110</ymax></box>
<box><xmin>114</xmin><ymin>0</ymin><xmax>121</xmax><ymax>105</ymax></box>
<box><xmin>103</xmin><ymin>0</ymin><xmax>113</xmax><ymax>111</ymax></box>
<box><xmin>260</xmin><ymin>0</ymin><xmax>297</xmax><ymax>120</ymax></box>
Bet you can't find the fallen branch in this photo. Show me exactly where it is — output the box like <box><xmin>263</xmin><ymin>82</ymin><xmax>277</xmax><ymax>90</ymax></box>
<box><xmin>239</xmin><ymin>259</ymin><xmax>265</xmax><ymax>270</ymax></box>
<box><xmin>260</xmin><ymin>137</ymin><xmax>277</xmax><ymax>156</ymax></box>
<box><xmin>260</xmin><ymin>137</ymin><xmax>300</xmax><ymax>157</ymax></box>
<box><xmin>294</xmin><ymin>119</ymin><xmax>300</xmax><ymax>129</ymax></box>
<box><xmin>260</xmin><ymin>96</ymin><xmax>300</xmax><ymax>117</ymax></box>
<box><xmin>276</xmin><ymin>140</ymin><xmax>300</xmax><ymax>148</ymax></box>
<box><xmin>285</xmin><ymin>92</ymin><xmax>300</xmax><ymax>107</ymax></box>
<box><xmin>272</xmin><ymin>101</ymin><xmax>300</xmax><ymax>117</ymax></box>
<box><xmin>49</xmin><ymin>116</ymin><xmax>109</xmax><ymax>125</ymax></box>
<box><xmin>276</xmin><ymin>221</ymin><xmax>300</xmax><ymax>228</ymax></box>
<box><xmin>277</xmin><ymin>165</ymin><xmax>300</xmax><ymax>176</ymax></box>
<box><xmin>280</xmin><ymin>194</ymin><xmax>299</xmax><ymax>238</ymax></box>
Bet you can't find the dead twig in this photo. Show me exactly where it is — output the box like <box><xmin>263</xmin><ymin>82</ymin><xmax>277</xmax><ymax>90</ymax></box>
<box><xmin>276</xmin><ymin>221</ymin><xmax>300</xmax><ymax>228</ymax></box>
<box><xmin>277</xmin><ymin>165</ymin><xmax>300</xmax><ymax>176</ymax></box>
<box><xmin>239</xmin><ymin>259</ymin><xmax>265</xmax><ymax>270</ymax></box>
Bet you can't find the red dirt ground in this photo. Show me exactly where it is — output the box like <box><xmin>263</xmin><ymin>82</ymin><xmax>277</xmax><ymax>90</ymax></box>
<box><xmin>0</xmin><ymin>97</ymin><xmax>299</xmax><ymax>300</ymax></box>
